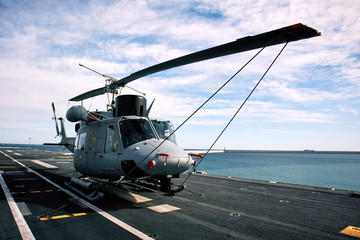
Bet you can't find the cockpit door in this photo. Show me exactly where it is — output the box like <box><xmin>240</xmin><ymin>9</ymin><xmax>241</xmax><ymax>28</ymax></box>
<box><xmin>97</xmin><ymin>124</ymin><xmax>121</xmax><ymax>172</ymax></box>
<box><xmin>87</xmin><ymin>125</ymin><xmax>99</xmax><ymax>174</ymax></box>
<box><xmin>74</xmin><ymin>131</ymin><xmax>88</xmax><ymax>171</ymax></box>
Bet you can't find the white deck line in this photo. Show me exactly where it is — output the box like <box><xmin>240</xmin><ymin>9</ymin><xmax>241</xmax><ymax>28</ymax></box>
<box><xmin>0</xmin><ymin>174</ymin><xmax>35</xmax><ymax>240</ymax></box>
<box><xmin>0</xmin><ymin>150</ymin><xmax>153</xmax><ymax>240</ymax></box>
<box><xmin>31</xmin><ymin>160</ymin><xmax>57</xmax><ymax>169</ymax></box>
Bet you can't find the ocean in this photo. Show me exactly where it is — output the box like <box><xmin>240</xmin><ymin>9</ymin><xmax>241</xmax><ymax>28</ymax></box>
<box><xmin>2</xmin><ymin>144</ymin><xmax>359</xmax><ymax>192</ymax></box>
<box><xmin>195</xmin><ymin>151</ymin><xmax>360</xmax><ymax>192</ymax></box>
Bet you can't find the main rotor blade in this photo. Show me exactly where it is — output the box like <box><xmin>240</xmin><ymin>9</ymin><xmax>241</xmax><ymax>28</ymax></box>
<box><xmin>70</xmin><ymin>23</ymin><xmax>320</xmax><ymax>101</ymax></box>
<box><xmin>70</xmin><ymin>87</ymin><xmax>107</xmax><ymax>101</ymax></box>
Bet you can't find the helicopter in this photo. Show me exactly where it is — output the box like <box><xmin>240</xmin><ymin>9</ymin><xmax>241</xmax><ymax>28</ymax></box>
<box><xmin>47</xmin><ymin>23</ymin><xmax>320</xmax><ymax>199</ymax></box>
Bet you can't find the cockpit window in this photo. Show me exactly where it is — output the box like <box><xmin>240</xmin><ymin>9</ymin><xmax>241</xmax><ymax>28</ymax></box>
<box><xmin>151</xmin><ymin>120</ymin><xmax>177</xmax><ymax>144</ymax></box>
<box><xmin>119</xmin><ymin>119</ymin><xmax>156</xmax><ymax>149</ymax></box>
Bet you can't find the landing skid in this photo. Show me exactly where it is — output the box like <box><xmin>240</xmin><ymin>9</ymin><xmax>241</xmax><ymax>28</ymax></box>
<box><xmin>64</xmin><ymin>174</ymin><xmax>185</xmax><ymax>200</ymax></box>
<box><xmin>64</xmin><ymin>177</ymin><xmax>104</xmax><ymax>201</ymax></box>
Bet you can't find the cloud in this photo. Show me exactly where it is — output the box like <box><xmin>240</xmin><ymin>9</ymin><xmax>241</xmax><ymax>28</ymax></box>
<box><xmin>0</xmin><ymin>0</ymin><xmax>359</xmax><ymax>150</ymax></box>
<box><xmin>339</xmin><ymin>105</ymin><xmax>359</xmax><ymax>116</ymax></box>
<box><xmin>259</xmin><ymin>80</ymin><xmax>355</xmax><ymax>104</ymax></box>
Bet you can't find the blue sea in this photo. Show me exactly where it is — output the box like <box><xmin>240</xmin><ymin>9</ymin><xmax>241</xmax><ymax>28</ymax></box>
<box><xmin>2</xmin><ymin>144</ymin><xmax>359</xmax><ymax>191</ymax></box>
<box><xmin>195</xmin><ymin>151</ymin><xmax>360</xmax><ymax>192</ymax></box>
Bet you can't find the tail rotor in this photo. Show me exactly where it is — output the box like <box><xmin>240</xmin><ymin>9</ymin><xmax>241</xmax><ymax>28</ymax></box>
<box><xmin>52</xmin><ymin>102</ymin><xmax>60</xmax><ymax>137</ymax></box>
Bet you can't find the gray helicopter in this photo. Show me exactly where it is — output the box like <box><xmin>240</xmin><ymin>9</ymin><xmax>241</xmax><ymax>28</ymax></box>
<box><xmin>47</xmin><ymin>23</ymin><xmax>320</xmax><ymax>199</ymax></box>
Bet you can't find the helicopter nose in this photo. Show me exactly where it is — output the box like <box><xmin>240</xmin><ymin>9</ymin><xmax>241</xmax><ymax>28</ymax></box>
<box><xmin>146</xmin><ymin>140</ymin><xmax>195</xmax><ymax>175</ymax></box>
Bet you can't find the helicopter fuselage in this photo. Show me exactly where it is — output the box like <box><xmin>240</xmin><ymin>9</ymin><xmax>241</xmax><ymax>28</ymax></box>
<box><xmin>73</xmin><ymin>115</ymin><xmax>194</xmax><ymax>180</ymax></box>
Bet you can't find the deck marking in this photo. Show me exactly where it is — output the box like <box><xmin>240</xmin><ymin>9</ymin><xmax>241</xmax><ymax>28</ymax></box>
<box><xmin>6</xmin><ymin>150</ymin><xmax>13</xmax><ymax>152</ymax></box>
<box><xmin>12</xmin><ymin>178</ymin><xmax>37</xmax><ymax>181</ymax></box>
<box><xmin>17</xmin><ymin>202</ymin><xmax>32</xmax><ymax>216</ymax></box>
<box><xmin>40</xmin><ymin>212</ymin><xmax>87</xmax><ymax>221</ymax></box>
<box><xmin>147</xmin><ymin>204</ymin><xmax>181</xmax><ymax>213</ymax></box>
<box><xmin>128</xmin><ymin>192</ymin><xmax>153</xmax><ymax>203</ymax></box>
<box><xmin>340</xmin><ymin>226</ymin><xmax>360</xmax><ymax>238</ymax></box>
<box><xmin>30</xmin><ymin>191</ymin><xmax>41</xmax><ymax>193</ymax></box>
<box><xmin>103</xmin><ymin>185</ymin><xmax>153</xmax><ymax>203</ymax></box>
<box><xmin>14</xmin><ymin>153</ymin><xmax>23</xmax><ymax>156</ymax></box>
<box><xmin>11</xmin><ymin>189</ymin><xmax>61</xmax><ymax>195</ymax></box>
<box><xmin>53</xmin><ymin>156</ymin><xmax>73</xmax><ymax>159</ymax></box>
<box><xmin>31</xmin><ymin>160</ymin><xmax>58</xmax><ymax>169</ymax></box>
<box><xmin>4</xmin><ymin>170</ymin><xmax>26</xmax><ymax>173</ymax></box>
<box><xmin>56</xmin><ymin>161</ymin><xmax>71</xmax><ymax>164</ymax></box>
<box><xmin>0</xmin><ymin>150</ymin><xmax>153</xmax><ymax>240</ymax></box>
<box><xmin>0</xmin><ymin>166</ymin><xmax>17</xmax><ymax>168</ymax></box>
<box><xmin>0</xmin><ymin>174</ymin><xmax>35</xmax><ymax>240</ymax></box>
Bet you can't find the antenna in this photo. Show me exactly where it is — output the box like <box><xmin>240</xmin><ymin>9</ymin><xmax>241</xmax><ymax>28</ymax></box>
<box><xmin>79</xmin><ymin>63</ymin><xmax>116</xmax><ymax>81</ymax></box>
<box><xmin>79</xmin><ymin>64</ymin><xmax>116</xmax><ymax>111</ymax></box>
<box><xmin>145</xmin><ymin>98</ymin><xmax>155</xmax><ymax>117</ymax></box>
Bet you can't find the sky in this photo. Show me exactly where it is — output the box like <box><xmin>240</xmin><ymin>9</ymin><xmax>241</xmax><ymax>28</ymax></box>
<box><xmin>0</xmin><ymin>0</ymin><xmax>359</xmax><ymax>151</ymax></box>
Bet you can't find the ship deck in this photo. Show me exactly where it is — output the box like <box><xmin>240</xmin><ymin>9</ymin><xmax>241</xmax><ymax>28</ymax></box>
<box><xmin>1</xmin><ymin>147</ymin><xmax>359</xmax><ymax>239</ymax></box>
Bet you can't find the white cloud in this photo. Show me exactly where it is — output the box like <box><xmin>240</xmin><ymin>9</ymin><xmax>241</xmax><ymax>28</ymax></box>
<box><xmin>339</xmin><ymin>105</ymin><xmax>359</xmax><ymax>116</ymax></box>
<box><xmin>0</xmin><ymin>0</ymin><xmax>359</xmax><ymax>150</ymax></box>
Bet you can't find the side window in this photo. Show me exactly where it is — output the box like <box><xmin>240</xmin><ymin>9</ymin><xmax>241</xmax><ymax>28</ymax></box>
<box><xmin>88</xmin><ymin>130</ymin><xmax>97</xmax><ymax>151</ymax></box>
<box><xmin>151</xmin><ymin>120</ymin><xmax>177</xmax><ymax>144</ymax></box>
<box><xmin>78</xmin><ymin>132</ymin><xmax>87</xmax><ymax>150</ymax></box>
<box><xmin>75</xmin><ymin>134</ymin><xmax>80</xmax><ymax>150</ymax></box>
<box><xmin>105</xmin><ymin>126</ymin><xmax>119</xmax><ymax>153</ymax></box>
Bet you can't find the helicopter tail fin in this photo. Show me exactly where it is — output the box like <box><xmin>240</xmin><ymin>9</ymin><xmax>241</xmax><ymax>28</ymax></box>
<box><xmin>46</xmin><ymin>103</ymin><xmax>75</xmax><ymax>153</ymax></box>
<box><xmin>58</xmin><ymin>117</ymin><xmax>67</xmax><ymax>138</ymax></box>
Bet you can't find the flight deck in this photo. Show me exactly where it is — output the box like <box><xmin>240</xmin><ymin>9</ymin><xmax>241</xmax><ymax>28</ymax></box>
<box><xmin>1</xmin><ymin>147</ymin><xmax>360</xmax><ymax>239</ymax></box>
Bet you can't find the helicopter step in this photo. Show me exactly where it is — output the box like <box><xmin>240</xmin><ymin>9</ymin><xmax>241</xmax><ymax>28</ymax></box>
<box><xmin>137</xmin><ymin>175</ymin><xmax>185</xmax><ymax>195</ymax></box>
<box><xmin>64</xmin><ymin>177</ymin><xmax>104</xmax><ymax>201</ymax></box>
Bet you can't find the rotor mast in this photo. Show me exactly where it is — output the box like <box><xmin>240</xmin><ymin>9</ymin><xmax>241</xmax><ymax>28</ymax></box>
<box><xmin>79</xmin><ymin>64</ymin><xmax>146</xmax><ymax>112</ymax></box>
<box><xmin>79</xmin><ymin>64</ymin><xmax>118</xmax><ymax>111</ymax></box>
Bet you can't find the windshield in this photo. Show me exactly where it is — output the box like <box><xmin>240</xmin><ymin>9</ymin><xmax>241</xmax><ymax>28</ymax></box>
<box><xmin>151</xmin><ymin>119</ymin><xmax>177</xmax><ymax>144</ymax></box>
<box><xmin>119</xmin><ymin>119</ymin><xmax>156</xmax><ymax>149</ymax></box>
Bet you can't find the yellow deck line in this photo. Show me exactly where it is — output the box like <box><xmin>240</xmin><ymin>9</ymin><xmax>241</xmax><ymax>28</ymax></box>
<box><xmin>12</xmin><ymin>178</ymin><xmax>37</xmax><ymax>181</ymax></box>
<box><xmin>53</xmin><ymin>156</ymin><xmax>73</xmax><ymax>159</ymax></box>
<box><xmin>40</xmin><ymin>212</ymin><xmax>87</xmax><ymax>221</ymax></box>
<box><xmin>4</xmin><ymin>170</ymin><xmax>25</xmax><ymax>173</ymax></box>
<box><xmin>11</xmin><ymin>189</ymin><xmax>61</xmax><ymax>195</ymax></box>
